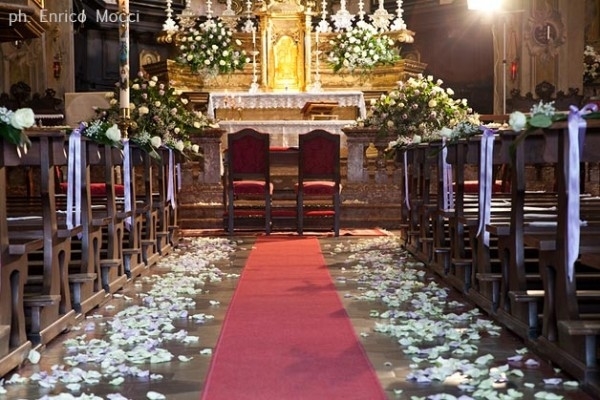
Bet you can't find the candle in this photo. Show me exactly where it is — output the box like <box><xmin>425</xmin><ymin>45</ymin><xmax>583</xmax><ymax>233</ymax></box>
<box><xmin>118</xmin><ymin>0</ymin><xmax>130</xmax><ymax>113</ymax></box>
<box><xmin>252</xmin><ymin>28</ymin><xmax>256</xmax><ymax>45</ymax></box>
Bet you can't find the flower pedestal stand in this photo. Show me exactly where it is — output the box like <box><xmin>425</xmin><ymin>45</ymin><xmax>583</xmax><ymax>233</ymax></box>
<box><xmin>340</xmin><ymin>126</ymin><xmax>403</xmax><ymax>228</ymax></box>
<box><xmin>342</xmin><ymin>127</ymin><xmax>392</xmax><ymax>184</ymax></box>
<box><xmin>175</xmin><ymin>128</ymin><xmax>227</xmax><ymax>230</ymax></box>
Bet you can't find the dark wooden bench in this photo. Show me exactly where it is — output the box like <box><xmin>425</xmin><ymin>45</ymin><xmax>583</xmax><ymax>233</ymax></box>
<box><xmin>3</xmin><ymin>129</ymin><xmax>78</xmax><ymax>346</ymax></box>
<box><xmin>0</xmin><ymin>139</ymin><xmax>46</xmax><ymax>376</ymax></box>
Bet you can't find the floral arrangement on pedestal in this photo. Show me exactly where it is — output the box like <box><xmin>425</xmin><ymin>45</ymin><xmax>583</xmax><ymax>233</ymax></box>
<box><xmin>0</xmin><ymin>106</ymin><xmax>36</xmax><ymax>148</ymax></box>
<box><xmin>176</xmin><ymin>17</ymin><xmax>250</xmax><ymax>76</ymax></box>
<box><xmin>584</xmin><ymin>45</ymin><xmax>600</xmax><ymax>84</ymax></box>
<box><xmin>358</xmin><ymin>74</ymin><xmax>479</xmax><ymax>151</ymax></box>
<box><xmin>327</xmin><ymin>20</ymin><xmax>400</xmax><ymax>77</ymax></box>
<box><xmin>84</xmin><ymin>72</ymin><xmax>214</xmax><ymax>158</ymax></box>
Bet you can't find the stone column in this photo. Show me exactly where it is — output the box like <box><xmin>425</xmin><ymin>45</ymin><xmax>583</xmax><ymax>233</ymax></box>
<box><xmin>342</xmin><ymin>127</ymin><xmax>377</xmax><ymax>183</ymax></box>
<box><xmin>189</xmin><ymin>128</ymin><xmax>225</xmax><ymax>184</ymax></box>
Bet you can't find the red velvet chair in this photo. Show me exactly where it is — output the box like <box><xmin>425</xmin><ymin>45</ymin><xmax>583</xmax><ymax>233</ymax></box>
<box><xmin>296</xmin><ymin>129</ymin><xmax>341</xmax><ymax>236</ymax></box>
<box><xmin>225</xmin><ymin>128</ymin><xmax>272</xmax><ymax>234</ymax></box>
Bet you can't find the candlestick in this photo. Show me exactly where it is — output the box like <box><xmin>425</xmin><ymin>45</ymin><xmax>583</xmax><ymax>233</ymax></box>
<box><xmin>249</xmin><ymin>26</ymin><xmax>259</xmax><ymax>93</ymax></box>
<box><xmin>206</xmin><ymin>0</ymin><xmax>213</xmax><ymax>19</ymax></box>
<box><xmin>118</xmin><ymin>0</ymin><xmax>130</xmax><ymax>118</ymax></box>
<box><xmin>358</xmin><ymin>0</ymin><xmax>365</xmax><ymax>21</ymax></box>
<box><xmin>396</xmin><ymin>0</ymin><xmax>404</xmax><ymax>20</ymax></box>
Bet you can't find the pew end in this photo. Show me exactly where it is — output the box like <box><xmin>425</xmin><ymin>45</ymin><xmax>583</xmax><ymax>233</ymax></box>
<box><xmin>558</xmin><ymin>320</ymin><xmax>600</xmax><ymax>371</ymax></box>
<box><xmin>509</xmin><ymin>290</ymin><xmax>543</xmax><ymax>339</ymax></box>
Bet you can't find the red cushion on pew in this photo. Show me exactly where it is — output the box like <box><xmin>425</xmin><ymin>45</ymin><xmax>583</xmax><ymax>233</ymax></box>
<box><xmin>304</xmin><ymin>210</ymin><xmax>336</xmax><ymax>217</ymax></box>
<box><xmin>299</xmin><ymin>181</ymin><xmax>338</xmax><ymax>196</ymax></box>
<box><xmin>459</xmin><ymin>180</ymin><xmax>504</xmax><ymax>194</ymax></box>
<box><xmin>232</xmin><ymin>181</ymin><xmax>274</xmax><ymax>195</ymax></box>
<box><xmin>59</xmin><ymin>182</ymin><xmax>125</xmax><ymax>197</ymax></box>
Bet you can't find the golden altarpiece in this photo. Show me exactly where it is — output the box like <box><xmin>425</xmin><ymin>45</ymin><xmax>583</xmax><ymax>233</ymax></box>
<box><xmin>262</xmin><ymin>1</ymin><xmax>306</xmax><ymax>92</ymax></box>
<box><xmin>146</xmin><ymin>0</ymin><xmax>426</xmax><ymax>116</ymax></box>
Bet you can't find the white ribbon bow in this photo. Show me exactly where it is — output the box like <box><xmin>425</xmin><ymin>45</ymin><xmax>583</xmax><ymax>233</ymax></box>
<box><xmin>123</xmin><ymin>139</ymin><xmax>132</xmax><ymax>230</ymax></box>
<box><xmin>566</xmin><ymin>103</ymin><xmax>597</xmax><ymax>281</ymax></box>
<box><xmin>477</xmin><ymin>128</ymin><xmax>496</xmax><ymax>247</ymax></box>
<box><xmin>66</xmin><ymin>124</ymin><xmax>84</xmax><ymax>232</ymax></box>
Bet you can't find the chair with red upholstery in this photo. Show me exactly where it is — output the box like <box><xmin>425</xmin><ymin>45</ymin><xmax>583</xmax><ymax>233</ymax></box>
<box><xmin>225</xmin><ymin>128</ymin><xmax>272</xmax><ymax>234</ymax></box>
<box><xmin>297</xmin><ymin>129</ymin><xmax>341</xmax><ymax>236</ymax></box>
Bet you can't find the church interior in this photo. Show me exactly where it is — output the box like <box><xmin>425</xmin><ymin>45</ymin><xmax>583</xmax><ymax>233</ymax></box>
<box><xmin>2</xmin><ymin>0</ymin><xmax>600</xmax><ymax>399</ymax></box>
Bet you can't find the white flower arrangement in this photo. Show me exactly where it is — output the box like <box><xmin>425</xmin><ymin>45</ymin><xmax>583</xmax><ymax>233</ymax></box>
<box><xmin>0</xmin><ymin>106</ymin><xmax>35</xmax><ymax>147</ymax></box>
<box><xmin>177</xmin><ymin>17</ymin><xmax>249</xmax><ymax>75</ymax></box>
<box><xmin>85</xmin><ymin>73</ymin><xmax>216</xmax><ymax>159</ymax></box>
<box><xmin>508</xmin><ymin>100</ymin><xmax>558</xmax><ymax>132</ymax></box>
<box><xmin>363</xmin><ymin>74</ymin><xmax>476</xmax><ymax>145</ymax></box>
<box><xmin>327</xmin><ymin>20</ymin><xmax>400</xmax><ymax>76</ymax></box>
<box><xmin>584</xmin><ymin>45</ymin><xmax>600</xmax><ymax>84</ymax></box>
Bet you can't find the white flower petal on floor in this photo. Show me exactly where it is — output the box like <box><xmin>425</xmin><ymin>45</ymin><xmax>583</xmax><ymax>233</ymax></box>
<box><xmin>332</xmin><ymin>236</ymin><xmax>575</xmax><ymax>399</ymax></box>
<box><xmin>533</xmin><ymin>391</ymin><xmax>565</xmax><ymax>400</ymax></box>
<box><xmin>1</xmin><ymin>237</ymin><xmax>237</xmax><ymax>399</ymax></box>
<box><xmin>146</xmin><ymin>391</ymin><xmax>166</xmax><ymax>400</ymax></box>
<box><xmin>28</xmin><ymin>349</ymin><xmax>41</xmax><ymax>364</ymax></box>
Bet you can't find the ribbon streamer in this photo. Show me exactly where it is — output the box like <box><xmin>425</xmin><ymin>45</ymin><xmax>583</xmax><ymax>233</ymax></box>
<box><xmin>66</xmin><ymin>124</ymin><xmax>84</xmax><ymax>232</ymax></box>
<box><xmin>566</xmin><ymin>103</ymin><xmax>597</xmax><ymax>281</ymax></box>
<box><xmin>477</xmin><ymin>128</ymin><xmax>496</xmax><ymax>247</ymax></box>
<box><xmin>403</xmin><ymin>151</ymin><xmax>411</xmax><ymax>210</ymax></box>
<box><xmin>167</xmin><ymin>149</ymin><xmax>177</xmax><ymax>209</ymax></box>
<box><xmin>442</xmin><ymin>139</ymin><xmax>454</xmax><ymax>211</ymax></box>
<box><xmin>123</xmin><ymin>139</ymin><xmax>132</xmax><ymax>230</ymax></box>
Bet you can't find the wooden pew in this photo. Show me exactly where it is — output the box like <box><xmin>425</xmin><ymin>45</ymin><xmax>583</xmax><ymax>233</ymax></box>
<box><xmin>0</xmin><ymin>138</ymin><xmax>44</xmax><ymax>376</ymax></box>
<box><xmin>153</xmin><ymin>147</ymin><xmax>181</xmax><ymax>255</ymax></box>
<box><xmin>518</xmin><ymin>120</ymin><xmax>600</xmax><ymax>388</ymax></box>
<box><xmin>131</xmin><ymin>144</ymin><xmax>160</xmax><ymax>268</ymax></box>
<box><xmin>4</xmin><ymin>129</ymin><xmax>78</xmax><ymax>345</ymax></box>
<box><xmin>114</xmin><ymin>142</ymin><xmax>145</xmax><ymax>281</ymax></box>
<box><xmin>63</xmin><ymin>136</ymin><xmax>114</xmax><ymax>313</ymax></box>
<box><xmin>403</xmin><ymin>143</ymin><xmax>433</xmax><ymax>260</ymax></box>
<box><xmin>85</xmin><ymin>140</ymin><xmax>132</xmax><ymax>294</ymax></box>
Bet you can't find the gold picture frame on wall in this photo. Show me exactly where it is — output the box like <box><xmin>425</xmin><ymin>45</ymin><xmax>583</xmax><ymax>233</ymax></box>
<box><xmin>32</xmin><ymin>0</ymin><xmax>44</xmax><ymax>7</ymax></box>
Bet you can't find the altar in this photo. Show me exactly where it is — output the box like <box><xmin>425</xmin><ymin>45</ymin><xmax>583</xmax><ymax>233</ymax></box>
<box><xmin>206</xmin><ymin>91</ymin><xmax>367</xmax><ymax>121</ymax></box>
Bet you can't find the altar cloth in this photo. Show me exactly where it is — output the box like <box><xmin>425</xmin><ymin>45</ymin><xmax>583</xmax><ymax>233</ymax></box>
<box><xmin>207</xmin><ymin>91</ymin><xmax>367</xmax><ymax>120</ymax></box>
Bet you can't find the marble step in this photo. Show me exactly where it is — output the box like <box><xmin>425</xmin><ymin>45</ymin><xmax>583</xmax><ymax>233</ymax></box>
<box><xmin>178</xmin><ymin>202</ymin><xmax>403</xmax><ymax>230</ymax></box>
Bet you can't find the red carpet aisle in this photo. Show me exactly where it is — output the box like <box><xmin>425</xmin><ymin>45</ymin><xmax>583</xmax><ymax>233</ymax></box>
<box><xmin>201</xmin><ymin>236</ymin><xmax>387</xmax><ymax>400</ymax></box>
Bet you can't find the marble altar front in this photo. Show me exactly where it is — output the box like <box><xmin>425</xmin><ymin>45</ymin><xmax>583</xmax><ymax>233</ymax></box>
<box><xmin>206</xmin><ymin>91</ymin><xmax>367</xmax><ymax>121</ymax></box>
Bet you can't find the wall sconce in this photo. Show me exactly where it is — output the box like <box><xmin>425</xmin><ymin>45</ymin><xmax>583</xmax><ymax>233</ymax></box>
<box><xmin>53</xmin><ymin>55</ymin><xmax>61</xmax><ymax>79</ymax></box>
<box><xmin>510</xmin><ymin>59</ymin><xmax>518</xmax><ymax>81</ymax></box>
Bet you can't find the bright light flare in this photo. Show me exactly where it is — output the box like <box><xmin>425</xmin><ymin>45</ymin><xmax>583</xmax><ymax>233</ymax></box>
<box><xmin>467</xmin><ymin>0</ymin><xmax>502</xmax><ymax>11</ymax></box>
